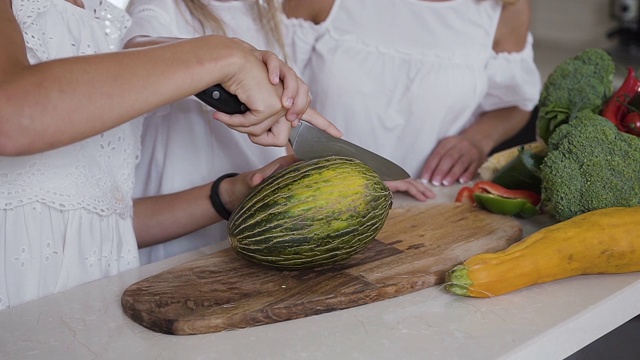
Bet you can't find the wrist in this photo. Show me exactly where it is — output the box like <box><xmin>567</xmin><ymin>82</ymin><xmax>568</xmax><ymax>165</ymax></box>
<box><xmin>461</xmin><ymin>131</ymin><xmax>493</xmax><ymax>156</ymax></box>
<box><xmin>210</xmin><ymin>173</ymin><xmax>239</xmax><ymax>220</ymax></box>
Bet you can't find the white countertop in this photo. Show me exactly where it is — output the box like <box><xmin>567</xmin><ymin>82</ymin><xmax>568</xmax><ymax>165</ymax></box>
<box><xmin>2</xmin><ymin>184</ymin><xmax>640</xmax><ymax>360</ymax></box>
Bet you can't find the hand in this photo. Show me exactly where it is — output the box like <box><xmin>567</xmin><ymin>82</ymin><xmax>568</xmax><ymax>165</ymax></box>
<box><xmin>420</xmin><ymin>135</ymin><xmax>486</xmax><ymax>187</ymax></box>
<box><xmin>385</xmin><ymin>178</ymin><xmax>436</xmax><ymax>202</ymax></box>
<box><xmin>298</xmin><ymin>107</ymin><xmax>343</xmax><ymax>138</ymax></box>
<box><xmin>211</xmin><ymin>40</ymin><xmax>292</xmax><ymax>145</ymax></box>
<box><xmin>259</xmin><ymin>50</ymin><xmax>312</xmax><ymax>124</ymax></box>
<box><xmin>217</xmin><ymin>107</ymin><xmax>342</xmax><ymax>147</ymax></box>
<box><xmin>241</xmin><ymin>107</ymin><xmax>342</xmax><ymax>147</ymax></box>
<box><xmin>219</xmin><ymin>155</ymin><xmax>299</xmax><ymax>212</ymax></box>
<box><xmin>213</xmin><ymin>39</ymin><xmax>318</xmax><ymax>146</ymax></box>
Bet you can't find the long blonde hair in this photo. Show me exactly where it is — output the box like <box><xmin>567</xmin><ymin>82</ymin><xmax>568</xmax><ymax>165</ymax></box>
<box><xmin>179</xmin><ymin>0</ymin><xmax>287</xmax><ymax>60</ymax></box>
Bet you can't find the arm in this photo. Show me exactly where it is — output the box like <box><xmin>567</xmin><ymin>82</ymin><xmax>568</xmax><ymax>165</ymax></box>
<box><xmin>124</xmin><ymin>35</ymin><xmax>314</xmax><ymax>129</ymax></box>
<box><xmin>0</xmin><ymin>2</ymin><xmax>326</xmax><ymax>154</ymax></box>
<box><xmin>421</xmin><ymin>107</ymin><xmax>531</xmax><ymax>186</ymax></box>
<box><xmin>420</xmin><ymin>0</ymin><xmax>533</xmax><ymax>187</ymax></box>
<box><xmin>493</xmin><ymin>0</ymin><xmax>530</xmax><ymax>54</ymax></box>
<box><xmin>134</xmin><ymin>155</ymin><xmax>298</xmax><ymax>248</ymax></box>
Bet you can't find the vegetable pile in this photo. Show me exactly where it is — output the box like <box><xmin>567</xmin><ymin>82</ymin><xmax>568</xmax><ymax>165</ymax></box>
<box><xmin>539</xmin><ymin>49</ymin><xmax>640</xmax><ymax>221</ymax></box>
<box><xmin>461</xmin><ymin>48</ymin><xmax>640</xmax><ymax>222</ymax></box>
<box><xmin>445</xmin><ymin>49</ymin><xmax>640</xmax><ymax>298</ymax></box>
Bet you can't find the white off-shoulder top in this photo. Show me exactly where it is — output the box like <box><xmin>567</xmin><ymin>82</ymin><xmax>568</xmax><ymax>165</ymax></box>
<box><xmin>285</xmin><ymin>0</ymin><xmax>542</xmax><ymax>177</ymax></box>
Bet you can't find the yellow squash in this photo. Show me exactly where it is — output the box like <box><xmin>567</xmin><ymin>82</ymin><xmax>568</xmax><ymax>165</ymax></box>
<box><xmin>445</xmin><ymin>206</ymin><xmax>640</xmax><ymax>298</ymax></box>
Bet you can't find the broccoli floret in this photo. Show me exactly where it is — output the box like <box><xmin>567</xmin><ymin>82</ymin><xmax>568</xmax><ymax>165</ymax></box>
<box><xmin>540</xmin><ymin>112</ymin><xmax>640</xmax><ymax>221</ymax></box>
<box><xmin>536</xmin><ymin>48</ymin><xmax>616</xmax><ymax>143</ymax></box>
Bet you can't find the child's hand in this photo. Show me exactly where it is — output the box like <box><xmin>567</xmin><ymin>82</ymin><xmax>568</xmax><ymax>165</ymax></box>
<box><xmin>220</xmin><ymin>155</ymin><xmax>299</xmax><ymax>212</ymax></box>
<box><xmin>384</xmin><ymin>178</ymin><xmax>436</xmax><ymax>202</ymax></box>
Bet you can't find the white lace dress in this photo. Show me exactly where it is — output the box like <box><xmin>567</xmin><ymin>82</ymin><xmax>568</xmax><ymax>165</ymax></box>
<box><xmin>123</xmin><ymin>0</ymin><xmax>287</xmax><ymax>265</ymax></box>
<box><xmin>286</xmin><ymin>0</ymin><xmax>542</xmax><ymax>178</ymax></box>
<box><xmin>0</xmin><ymin>0</ymin><xmax>141</xmax><ymax>310</ymax></box>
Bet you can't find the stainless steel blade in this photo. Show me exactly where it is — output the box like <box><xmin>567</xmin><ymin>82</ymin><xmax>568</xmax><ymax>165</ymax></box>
<box><xmin>289</xmin><ymin>122</ymin><xmax>410</xmax><ymax>181</ymax></box>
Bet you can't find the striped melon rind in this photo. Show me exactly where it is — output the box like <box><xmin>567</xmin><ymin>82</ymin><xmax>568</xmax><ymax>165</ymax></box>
<box><xmin>228</xmin><ymin>156</ymin><xmax>393</xmax><ymax>270</ymax></box>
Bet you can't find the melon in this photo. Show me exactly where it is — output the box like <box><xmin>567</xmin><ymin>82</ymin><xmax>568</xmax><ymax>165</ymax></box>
<box><xmin>228</xmin><ymin>156</ymin><xmax>392</xmax><ymax>270</ymax></box>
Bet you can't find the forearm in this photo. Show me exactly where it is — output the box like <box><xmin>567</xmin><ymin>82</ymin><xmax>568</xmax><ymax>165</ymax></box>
<box><xmin>133</xmin><ymin>155</ymin><xmax>299</xmax><ymax>248</ymax></box>
<box><xmin>460</xmin><ymin>106</ymin><xmax>531</xmax><ymax>155</ymax></box>
<box><xmin>133</xmin><ymin>183</ymin><xmax>223</xmax><ymax>248</ymax></box>
<box><xmin>0</xmin><ymin>35</ymin><xmax>243</xmax><ymax>155</ymax></box>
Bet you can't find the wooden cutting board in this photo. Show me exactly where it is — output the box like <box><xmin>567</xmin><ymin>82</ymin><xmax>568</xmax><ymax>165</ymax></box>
<box><xmin>121</xmin><ymin>202</ymin><xmax>522</xmax><ymax>335</ymax></box>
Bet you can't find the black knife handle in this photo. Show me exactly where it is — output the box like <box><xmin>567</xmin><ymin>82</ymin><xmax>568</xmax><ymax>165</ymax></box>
<box><xmin>195</xmin><ymin>84</ymin><xmax>249</xmax><ymax>115</ymax></box>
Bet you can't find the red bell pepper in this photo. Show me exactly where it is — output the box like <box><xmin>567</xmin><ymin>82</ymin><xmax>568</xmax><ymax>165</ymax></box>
<box><xmin>456</xmin><ymin>181</ymin><xmax>541</xmax><ymax>206</ymax></box>
<box><xmin>455</xmin><ymin>181</ymin><xmax>541</xmax><ymax>218</ymax></box>
<box><xmin>454</xmin><ymin>186</ymin><xmax>475</xmax><ymax>204</ymax></box>
<box><xmin>601</xmin><ymin>67</ymin><xmax>640</xmax><ymax>133</ymax></box>
<box><xmin>471</xmin><ymin>181</ymin><xmax>541</xmax><ymax>206</ymax></box>
<box><xmin>622</xmin><ymin>112</ymin><xmax>640</xmax><ymax>136</ymax></box>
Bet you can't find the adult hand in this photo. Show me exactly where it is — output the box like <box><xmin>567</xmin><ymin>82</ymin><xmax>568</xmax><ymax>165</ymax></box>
<box><xmin>420</xmin><ymin>135</ymin><xmax>486</xmax><ymax>187</ymax></box>
<box><xmin>212</xmin><ymin>39</ymin><xmax>319</xmax><ymax>146</ymax></box>
<box><xmin>259</xmin><ymin>50</ymin><xmax>312</xmax><ymax>124</ymax></box>
<box><xmin>211</xmin><ymin>40</ymin><xmax>291</xmax><ymax>144</ymax></box>
<box><xmin>219</xmin><ymin>107</ymin><xmax>342</xmax><ymax>147</ymax></box>
<box><xmin>211</xmin><ymin>39</ymin><xmax>343</xmax><ymax>146</ymax></box>
<box><xmin>297</xmin><ymin>108</ymin><xmax>343</xmax><ymax>138</ymax></box>
<box><xmin>385</xmin><ymin>178</ymin><xmax>436</xmax><ymax>202</ymax></box>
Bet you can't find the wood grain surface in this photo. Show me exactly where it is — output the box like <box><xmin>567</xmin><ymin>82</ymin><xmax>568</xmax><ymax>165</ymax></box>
<box><xmin>121</xmin><ymin>202</ymin><xmax>522</xmax><ymax>335</ymax></box>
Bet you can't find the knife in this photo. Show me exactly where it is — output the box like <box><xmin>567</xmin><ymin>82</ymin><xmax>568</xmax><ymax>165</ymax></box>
<box><xmin>195</xmin><ymin>84</ymin><xmax>411</xmax><ymax>181</ymax></box>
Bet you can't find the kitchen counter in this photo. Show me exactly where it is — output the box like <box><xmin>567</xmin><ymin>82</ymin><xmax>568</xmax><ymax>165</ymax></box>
<box><xmin>2</xmin><ymin>185</ymin><xmax>640</xmax><ymax>360</ymax></box>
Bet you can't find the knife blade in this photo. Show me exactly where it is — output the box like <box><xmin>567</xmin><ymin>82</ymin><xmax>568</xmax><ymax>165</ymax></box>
<box><xmin>288</xmin><ymin>121</ymin><xmax>409</xmax><ymax>181</ymax></box>
<box><xmin>195</xmin><ymin>84</ymin><xmax>411</xmax><ymax>180</ymax></box>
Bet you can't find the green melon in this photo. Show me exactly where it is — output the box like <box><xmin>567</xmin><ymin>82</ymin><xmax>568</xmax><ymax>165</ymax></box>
<box><xmin>227</xmin><ymin>156</ymin><xmax>393</xmax><ymax>270</ymax></box>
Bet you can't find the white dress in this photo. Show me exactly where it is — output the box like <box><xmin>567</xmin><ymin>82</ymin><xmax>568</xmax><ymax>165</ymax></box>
<box><xmin>286</xmin><ymin>0</ymin><xmax>542</xmax><ymax>178</ymax></box>
<box><xmin>0</xmin><ymin>0</ymin><xmax>140</xmax><ymax>310</ymax></box>
<box><xmin>123</xmin><ymin>0</ymin><xmax>288</xmax><ymax>265</ymax></box>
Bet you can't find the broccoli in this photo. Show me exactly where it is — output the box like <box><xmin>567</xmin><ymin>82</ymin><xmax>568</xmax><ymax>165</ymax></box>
<box><xmin>540</xmin><ymin>111</ymin><xmax>640</xmax><ymax>221</ymax></box>
<box><xmin>536</xmin><ymin>48</ymin><xmax>616</xmax><ymax>143</ymax></box>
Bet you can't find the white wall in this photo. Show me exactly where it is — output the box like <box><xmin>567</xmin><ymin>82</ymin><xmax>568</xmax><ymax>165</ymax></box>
<box><xmin>531</xmin><ymin>0</ymin><xmax>617</xmax><ymax>49</ymax></box>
